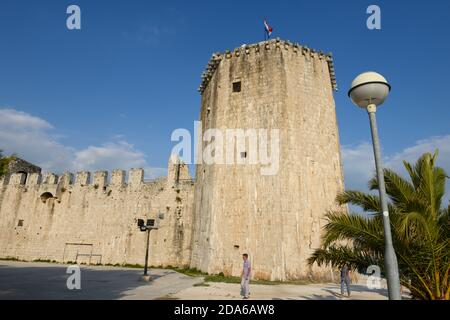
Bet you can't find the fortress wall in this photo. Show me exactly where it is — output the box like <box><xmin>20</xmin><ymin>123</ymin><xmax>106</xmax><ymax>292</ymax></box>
<box><xmin>0</xmin><ymin>158</ymin><xmax>195</xmax><ymax>268</ymax></box>
<box><xmin>0</xmin><ymin>39</ymin><xmax>345</xmax><ymax>282</ymax></box>
<box><xmin>191</xmin><ymin>39</ymin><xmax>345</xmax><ymax>281</ymax></box>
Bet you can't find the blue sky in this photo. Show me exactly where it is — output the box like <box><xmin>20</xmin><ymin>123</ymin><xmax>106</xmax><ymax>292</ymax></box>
<box><xmin>0</xmin><ymin>0</ymin><xmax>449</xmax><ymax>199</ymax></box>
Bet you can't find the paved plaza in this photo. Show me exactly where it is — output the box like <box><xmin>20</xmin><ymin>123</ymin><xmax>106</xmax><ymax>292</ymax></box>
<box><xmin>0</xmin><ymin>261</ymin><xmax>392</xmax><ymax>300</ymax></box>
<box><xmin>0</xmin><ymin>261</ymin><xmax>202</xmax><ymax>300</ymax></box>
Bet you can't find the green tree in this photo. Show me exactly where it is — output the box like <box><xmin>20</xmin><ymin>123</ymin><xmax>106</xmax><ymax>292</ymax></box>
<box><xmin>308</xmin><ymin>151</ymin><xmax>450</xmax><ymax>300</ymax></box>
<box><xmin>0</xmin><ymin>150</ymin><xmax>12</xmax><ymax>178</ymax></box>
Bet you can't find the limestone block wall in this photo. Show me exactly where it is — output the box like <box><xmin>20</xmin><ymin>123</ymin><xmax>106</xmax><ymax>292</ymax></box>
<box><xmin>190</xmin><ymin>39</ymin><xmax>345</xmax><ymax>281</ymax></box>
<box><xmin>0</xmin><ymin>158</ymin><xmax>195</xmax><ymax>268</ymax></box>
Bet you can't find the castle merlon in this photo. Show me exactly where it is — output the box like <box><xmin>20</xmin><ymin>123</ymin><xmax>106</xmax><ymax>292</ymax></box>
<box><xmin>1</xmin><ymin>155</ymin><xmax>193</xmax><ymax>189</ymax></box>
<box><xmin>198</xmin><ymin>38</ymin><xmax>337</xmax><ymax>94</ymax></box>
<box><xmin>2</xmin><ymin>168</ymin><xmax>175</xmax><ymax>188</ymax></box>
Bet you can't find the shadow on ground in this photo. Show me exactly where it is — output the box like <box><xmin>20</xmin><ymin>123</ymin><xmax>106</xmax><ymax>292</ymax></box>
<box><xmin>271</xmin><ymin>284</ymin><xmax>389</xmax><ymax>300</ymax></box>
<box><xmin>0</xmin><ymin>262</ymin><xmax>201</xmax><ymax>300</ymax></box>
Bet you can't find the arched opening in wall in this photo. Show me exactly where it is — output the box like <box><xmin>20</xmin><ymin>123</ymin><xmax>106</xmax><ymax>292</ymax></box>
<box><xmin>40</xmin><ymin>192</ymin><xmax>54</xmax><ymax>203</ymax></box>
<box><xmin>16</xmin><ymin>171</ymin><xmax>27</xmax><ymax>185</ymax></box>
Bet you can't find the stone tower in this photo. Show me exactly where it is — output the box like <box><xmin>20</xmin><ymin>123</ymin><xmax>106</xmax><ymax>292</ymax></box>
<box><xmin>190</xmin><ymin>39</ymin><xmax>345</xmax><ymax>281</ymax></box>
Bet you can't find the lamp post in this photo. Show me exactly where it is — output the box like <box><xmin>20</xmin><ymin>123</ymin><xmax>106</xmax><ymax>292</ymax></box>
<box><xmin>348</xmin><ymin>71</ymin><xmax>402</xmax><ymax>300</ymax></box>
<box><xmin>138</xmin><ymin>218</ymin><xmax>156</xmax><ymax>281</ymax></box>
<box><xmin>143</xmin><ymin>223</ymin><xmax>152</xmax><ymax>276</ymax></box>
<box><xmin>137</xmin><ymin>213</ymin><xmax>164</xmax><ymax>281</ymax></box>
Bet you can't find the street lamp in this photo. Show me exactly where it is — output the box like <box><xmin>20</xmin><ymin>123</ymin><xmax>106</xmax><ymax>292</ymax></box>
<box><xmin>137</xmin><ymin>213</ymin><xmax>164</xmax><ymax>281</ymax></box>
<box><xmin>348</xmin><ymin>71</ymin><xmax>402</xmax><ymax>300</ymax></box>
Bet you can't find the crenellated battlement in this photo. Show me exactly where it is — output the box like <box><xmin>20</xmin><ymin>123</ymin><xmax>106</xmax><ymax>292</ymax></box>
<box><xmin>2</xmin><ymin>155</ymin><xmax>193</xmax><ymax>190</ymax></box>
<box><xmin>0</xmin><ymin>155</ymin><xmax>196</xmax><ymax>269</ymax></box>
<box><xmin>4</xmin><ymin>168</ymin><xmax>158</xmax><ymax>188</ymax></box>
<box><xmin>198</xmin><ymin>38</ymin><xmax>337</xmax><ymax>94</ymax></box>
<box><xmin>1</xmin><ymin>154</ymin><xmax>194</xmax><ymax>190</ymax></box>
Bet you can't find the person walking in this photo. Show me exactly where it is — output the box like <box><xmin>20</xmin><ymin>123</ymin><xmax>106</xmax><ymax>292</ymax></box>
<box><xmin>240</xmin><ymin>253</ymin><xmax>251</xmax><ymax>299</ymax></box>
<box><xmin>340</xmin><ymin>264</ymin><xmax>351</xmax><ymax>297</ymax></box>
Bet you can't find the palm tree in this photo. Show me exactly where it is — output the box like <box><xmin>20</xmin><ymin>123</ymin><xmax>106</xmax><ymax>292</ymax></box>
<box><xmin>308</xmin><ymin>151</ymin><xmax>449</xmax><ymax>300</ymax></box>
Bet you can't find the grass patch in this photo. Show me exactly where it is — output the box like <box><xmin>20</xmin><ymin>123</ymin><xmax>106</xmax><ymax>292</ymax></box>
<box><xmin>193</xmin><ymin>282</ymin><xmax>210</xmax><ymax>287</ymax></box>
<box><xmin>0</xmin><ymin>256</ymin><xmax>20</xmax><ymax>261</ymax></box>
<box><xmin>252</xmin><ymin>279</ymin><xmax>311</xmax><ymax>286</ymax></box>
<box><xmin>99</xmin><ymin>263</ymin><xmax>144</xmax><ymax>269</ymax></box>
<box><xmin>167</xmin><ymin>267</ymin><xmax>208</xmax><ymax>277</ymax></box>
<box><xmin>32</xmin><ymin>259</ymin><xmax>58</xmax><ymax>264</ymax></box>
<box><xmin>121</xmin><ymin>263</ymin><xmax>144</xmax><ymax>269</ymax></box>
<box><xmin>198</xmin><ymin>272</ymin><xmax>312</xmax><ymax>286</ymax></box>
<box><xmin>204</xmin><ymin>273</ymin><xmax>241</xmax><ymax>284</ymax></box>
<box><xmin>164</xmin><ymin>268</ymin><xmax>313</xmax><ymax>286</ymax></box>
<box><xmin>154</xmin><ymin>295</ymin><xmax>179</xmax><ymax>300</ymax></box>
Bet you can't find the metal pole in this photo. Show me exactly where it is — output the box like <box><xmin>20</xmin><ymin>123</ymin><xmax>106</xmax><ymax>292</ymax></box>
<box><xmin>144</xmin><ymin>228</ymin><xmax>150</xmax><ymax>276</ymax></box>
<box><xmin>367</xmin><ymin>104</ymin><xmax>402</xmax><ymax>300</ymax></box>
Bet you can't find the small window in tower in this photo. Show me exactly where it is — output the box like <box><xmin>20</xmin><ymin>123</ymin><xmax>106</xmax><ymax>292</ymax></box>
<box><xmin>18</xmin><ymin>220</ymin><xmax>24</xmax><ymax>227</ymax></box>
<box><xmin>240</xmin><ymin>151</ymin><xmax>247</xmax><ymax>159</ymax></box>
<box><xmin>232</xmin><ymin>81</ymin><xmax>241</xmax><ymax>92</ymax></box>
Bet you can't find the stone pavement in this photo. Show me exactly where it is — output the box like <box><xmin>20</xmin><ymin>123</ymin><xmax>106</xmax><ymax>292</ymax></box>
<box><xmin>171</xmin><ymin>281</ymin><xmax>389</xmax><ymax>300</ymax></box>
<box><xmin>0</xmin><ymin>261</ymin><xmax>398</xmax><ymax>300</ymax></box>
<box><xmin>0</xmin><ymin>260</ymin><xmax>202</xmax><ymax>300</ymax></box>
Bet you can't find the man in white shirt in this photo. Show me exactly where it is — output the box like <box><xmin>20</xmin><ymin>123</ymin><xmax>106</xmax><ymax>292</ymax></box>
<box><xmin>240</xmin><ymin>253</ymin><xmax>251</xmax><ymax>299</ymax></box>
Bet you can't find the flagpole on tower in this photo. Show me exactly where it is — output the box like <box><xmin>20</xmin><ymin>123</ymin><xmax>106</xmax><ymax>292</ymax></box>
<box><xmin>263</xmin><ymin>19</ymin><xmax>273</xmax><ymax>41</ymax></box>
<box><xmin>264</xmin><ymin>19</ymin><xmax>267</xmax><ymax>41</ymax></box>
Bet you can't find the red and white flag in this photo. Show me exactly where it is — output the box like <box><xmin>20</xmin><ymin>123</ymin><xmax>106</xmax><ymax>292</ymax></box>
<box><xmin>264</xmin><ymin>19</ymin><xmax>273</xmax><ymax>37</ymax></box>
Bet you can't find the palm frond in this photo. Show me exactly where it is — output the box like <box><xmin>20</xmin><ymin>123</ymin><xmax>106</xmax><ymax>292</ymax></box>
<box><xmin>321</xmin><ymin>211</ymin><xmax>384</xmax><ymax>250</ymax></box>
<box><xmin>310</xmin><ymin>151</ymin><xmax>450</xmax><ymax>300</ymax></box>
<box><xmin>403</xmin><ymin>151</ymin><xmax>448</xmax><ymax>218</ymax></box>
<box><xmin>369</xmin><ymin>168</ymin><xmax>415</xmax><ymax>206</ymax></box>
<box><xmin>308</xmin><ymin>244</ymin><xmax>382</xmax><ymax>272</ymax></box>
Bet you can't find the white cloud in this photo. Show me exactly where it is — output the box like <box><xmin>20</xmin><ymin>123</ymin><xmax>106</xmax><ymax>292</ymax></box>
<box><xmin>341</xmin><ymin>142</ymin><xmax>376</xmax><ymax>190</ymax></box>
<box><xmin>386</xmin><ymin>135</ymin><xmax>450</xmax><ymax>175</ymax></box>
<box><xmin>0</xmin><ymin>108</ymin><xmax>52</xmax><ymax>131</ymax></box>
<box><xmin>73</xmin><ymin>141</ymin><xmax>167</xmax><ymax>179</ymax></box>
<box><xmin>0</xmin><ymin>109</ymin><xmax>74</xmax><ymax>172</ymax></box>
<box><xmin>74</xmin><ymin>141</ymin><xmax>147</xmax><ymax>171</ymax></box>
<box><xmin>342</xmin><ymin>135</ymin><xmax>450</xmax><ymax>205</ymax></box>
<box><xmin>0</xmin><ymin>108</ymin><xmax>166</xmax><ymax>179</ymax></box>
